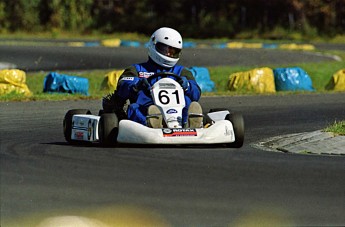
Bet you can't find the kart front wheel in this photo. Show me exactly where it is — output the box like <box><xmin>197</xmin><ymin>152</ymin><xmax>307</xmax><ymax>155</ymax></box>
<box><xmin>98</xmin><ymin>113</ymin><xmax>119</xmax><ymax>146</ymax></box>
<box><xmin>63</xmin><ymin>109</ymin><xmax>91</xmax><ymax>144</ymax></box>
<box><xmin>226</xmin><ymin>113</ymin><xmax>244</xmax><ymax>148</ymax></box>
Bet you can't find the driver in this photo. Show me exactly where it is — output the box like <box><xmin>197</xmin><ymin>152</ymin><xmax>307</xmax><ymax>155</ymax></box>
<box><xmin>102</xmin><ymin>27</ymin><xmax>202</xmax><ymax>128</ymax></box>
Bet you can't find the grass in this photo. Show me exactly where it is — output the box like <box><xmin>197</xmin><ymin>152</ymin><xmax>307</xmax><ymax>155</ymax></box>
<box><xmin>0</xmin><ymin>56</ymin><xmax>344</xmax><ymax>101</ymax></box>
<box><xmin>0</xmin><ymin>70</ymin><xmax>113</xmax><ymax>101</ymax></box>
<box><xmin>324</xmin><ymin>120</ymin><xmax>345</xmax><ymax>136</ymax></box>
<box><xmin>1</xmin><ymin>31</ymin><xmax>345</xmax><ymax>44</ymax></box>
<box><xmin>207</xmin><ymin>50</ymin><xmax>345</xmax><ymax>94</ymax></box>
<box><xmin>0</xmin><ymin>30</ymin><xmax>149</xmax><ymax>41</ymax></box>
<box><xmin>208</xmin><ymin>60</ymin><xmax>345</xmax><ymax>95</ymax></box>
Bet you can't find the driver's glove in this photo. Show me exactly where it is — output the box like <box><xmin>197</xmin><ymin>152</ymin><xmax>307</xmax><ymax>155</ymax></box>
<box><xmin>178</xmin><ymin>76</ymin><xmax>189</xmax><ymax>91</ymax></box>
<box><xmin>133</xmin><ymin>78</ymin><xmax>151</xmax><ymax>92</ymax></box>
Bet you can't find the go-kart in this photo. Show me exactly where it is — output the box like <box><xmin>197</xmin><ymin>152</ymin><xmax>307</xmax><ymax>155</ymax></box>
<box><xmin>63</xmin><ymin>72</ymin><xmax>245</xmax><ymax>148</ymax></box>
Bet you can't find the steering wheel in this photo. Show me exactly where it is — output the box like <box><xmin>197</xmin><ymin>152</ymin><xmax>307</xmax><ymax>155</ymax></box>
<box><xmin>146</xmin><ymin>72</ymin><xmax>181</xmax><ymax>83</ymax></box>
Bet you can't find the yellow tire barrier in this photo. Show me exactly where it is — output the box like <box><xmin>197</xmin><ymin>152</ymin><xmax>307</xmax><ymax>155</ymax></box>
<box><xmin>101</xmin><ymin>39</ymin><xmax>121</xmax><ymax>47</ymax></box>
<box><xmin>0</xmin><ymin>69</ymin><xmax>32</xmax><ymax>96</ymax></box>
<box><xmin>100</xmin><ymin>69</ymin><xmax>124</xmax><ymax>92</ymax></box>
<box><xmin>325</xmin><ymin>69</ymin><xmax>345</xmax><ymax>91</ymax></box>
<box><xmin>228</xmin><ymin>67</ymin><xmax>276</xmax><ymax>93</ymax></box>
<box><xmin>279</xmin><ymin>43</ymin><xmax>315</xmax><ymax>51</ymax></box>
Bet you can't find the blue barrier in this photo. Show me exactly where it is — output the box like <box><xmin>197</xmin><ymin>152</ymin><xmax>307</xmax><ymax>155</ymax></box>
<box><xmin>85</xmin><ymin>42</ymin><xmax>100</xmax><ymax>47</ymax></box>
<box><xmin>213</xmin><ymin>43</ymin><xmax>227</xmax><ymax>49</ymax></box>
<box><xmin>263</xmin><ymin>43</ymin><xmax>278</xmax><ymax>49</ymax></box>
<box><xmin>120</xmin><ymin>40</ymin><xmax>141</xmax><ymax>47</ymax></box>
<box><xmin>183</xmin><ymin>41</ymin><xmax>197</xmax><ymax>48</ymax></box>
<box><xmin>188</xmin><ymin>66</ymin><xmax>216</xmax><ymax>92</ymax></box>
<box><xmin>43</xmin><ymin>72</ymin><xmax>89</xmax><ymax>95</ymax></box>
<box><xmin>273</xmin><ymin>67</ymin><xmax>314</xmax><ymax>91</ymax></box>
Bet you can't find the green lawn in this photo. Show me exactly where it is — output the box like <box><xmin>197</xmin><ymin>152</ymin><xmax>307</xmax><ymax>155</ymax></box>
<box><xmin>208</xmin><ymin>61</ymin><xmax>344</xmax><ymax>95</ymax></box>
<box><xmin>0</xmin><ymin>47</ymin><xmax>344</xmax><ymax>101</ymax></box>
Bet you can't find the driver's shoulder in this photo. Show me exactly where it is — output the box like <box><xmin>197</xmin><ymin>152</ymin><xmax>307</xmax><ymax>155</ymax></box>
<box><xmin>121</xmin><ymin>65</ymin><xmax>138</xmax><ymax>77</ymax></box>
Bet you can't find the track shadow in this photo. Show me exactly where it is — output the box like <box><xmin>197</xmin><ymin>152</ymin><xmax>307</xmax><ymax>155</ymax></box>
<box><xmin>42</xmin><ymin>141</ymin><xmax>228</xmax><ymax>149</ymax></box>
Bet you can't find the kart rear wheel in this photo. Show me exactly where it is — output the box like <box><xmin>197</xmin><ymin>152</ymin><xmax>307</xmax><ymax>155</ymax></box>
<box><xmin>225</xmin><ymin>113</ymin><xmax>244</xmax><ymax>148</ymax></box>
<box><xmin>98</xmin><ymin>113</ymin><xmax>119</xmax><ymax>146</ymax></box>
<box><xmin>63</xmin><ymin>109</ymin><xmax>91</xmax><ymax>144</ymax></box>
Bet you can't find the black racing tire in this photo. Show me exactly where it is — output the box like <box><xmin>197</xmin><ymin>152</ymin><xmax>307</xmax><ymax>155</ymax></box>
<box><xmin>98</xmin><ymin>113</ymin><xmax>119</xmax><ymax>147</ymax></box>
<box><xmin>63</xmin><ymin>109</ymin><xmax>91</xmax><ymax>143</ymax></box>
<box><xmin>225</xmin><ymin>113</ymin><xmax>245</xmax><ymax>148</ymax></box>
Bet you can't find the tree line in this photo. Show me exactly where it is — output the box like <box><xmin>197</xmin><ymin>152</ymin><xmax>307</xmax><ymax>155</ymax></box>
<box><xmin>0</xmin><ymin>0</ymin><xmax>344</xmax><ymax>39</ymax></box>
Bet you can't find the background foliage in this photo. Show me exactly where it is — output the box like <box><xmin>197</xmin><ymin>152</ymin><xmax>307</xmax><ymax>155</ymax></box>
<box><xmin>0</xmin><ymin>0</ymin><xmax>344</xmax><ymax>39</ymax></box>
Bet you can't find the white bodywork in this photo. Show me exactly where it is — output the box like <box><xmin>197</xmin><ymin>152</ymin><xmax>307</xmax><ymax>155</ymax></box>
<box><xmin>116</xmin><ymin>119</ymin><xmax>235</xmax><ymax>144</ymax></box>
<box><xmin>70</xmin><ymin>113</ymin><xmax>235</xmax><ymax>145</ymax></box>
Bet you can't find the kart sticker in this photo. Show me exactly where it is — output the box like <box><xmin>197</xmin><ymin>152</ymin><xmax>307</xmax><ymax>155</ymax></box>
<box><xmin>224</xmin><ymin>126</ymin><xmax>233</xmax><ymax>137</ymax></box>
<box><xmin>88</xmin><ymin>120</ymin><xmax>92</xmax><ymax>140</ymax></box>
<box><xmin>138</xmin><ymin>72</ymin><xmax>155</xmax><ymax>78</ymax></box>
<box><xmin>119</xmin><ymin>77</ymin><xmax>134</xmax><ymax>81</ymax></box>
<box><xmin>166</xmin><ymin>109</ymin><xmax>177</xmax><ymax>114</ymax></box>
<box><xmin>74</xmin><ymin>131</ymin><xmax>84</xmax><ymax>140</ymax></box>
<box><xmin>159</xmin><ymin>83</ymin><xmax>176</xmax><ymax>89</ymax></box>
<box><xmin>162</xmin><ymin>128</ymin><xmax>197</xmax><ymax>137</ymax></box>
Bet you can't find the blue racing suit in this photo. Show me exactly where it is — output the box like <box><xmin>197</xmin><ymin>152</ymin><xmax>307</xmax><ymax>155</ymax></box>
<box><xmin>115</xmin><ymin>58</ymin><xmax>201</xmax><ymax>126</ymax></box>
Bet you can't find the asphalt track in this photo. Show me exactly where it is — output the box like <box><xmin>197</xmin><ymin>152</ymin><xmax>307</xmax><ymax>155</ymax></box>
<box><xmin>1</xmin><ymin>45</ymin><xmax>345</xmax><ymax>226</ymax></box>
<box><xmin>0</xmin><ymin>45</ymin><xmax>339</xmax><ymax>71</ymax></box>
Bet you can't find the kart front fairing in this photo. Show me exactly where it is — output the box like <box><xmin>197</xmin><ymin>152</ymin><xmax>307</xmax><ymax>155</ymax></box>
<box><xmin>116</xmin><ymin>119</ymin><xmax>235</xmax><ymax>145</ymax></box>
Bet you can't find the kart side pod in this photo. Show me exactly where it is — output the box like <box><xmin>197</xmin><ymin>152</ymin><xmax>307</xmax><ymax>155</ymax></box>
<box><xmin>70</xmin><ymin>114</ymin><xmax>100</xmax><ymax>142</ymax></box>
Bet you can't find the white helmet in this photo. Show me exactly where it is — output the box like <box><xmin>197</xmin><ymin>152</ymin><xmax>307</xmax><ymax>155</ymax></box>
<box><xmin>148</xmin><ymin>27</ymin><xmax>183</xmax><ymax>68</ymax></box>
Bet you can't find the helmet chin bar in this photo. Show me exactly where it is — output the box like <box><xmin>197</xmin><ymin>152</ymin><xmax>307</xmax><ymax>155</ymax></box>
<box><xmin>149</xmin><ymin>47</ymin><xmax>179</xmax><ymax>68</ymax></box>
<box><xmin>155</xmin><ymin>42</ymin><xmax>181</xmax><ymax>59</ymax></box>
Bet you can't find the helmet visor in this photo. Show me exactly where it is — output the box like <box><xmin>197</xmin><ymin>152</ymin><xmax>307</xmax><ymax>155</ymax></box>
<box><xmin>155</xmin><ymin>42</ymin><xmax>181</xmax><ymax>59</ymax></box>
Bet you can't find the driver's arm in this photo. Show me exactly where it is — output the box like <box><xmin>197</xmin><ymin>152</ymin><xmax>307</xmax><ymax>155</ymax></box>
<box><xmin>116</xmin><ymin>65</ymin><xmax>140</xmax><ymax>101</ymax></box>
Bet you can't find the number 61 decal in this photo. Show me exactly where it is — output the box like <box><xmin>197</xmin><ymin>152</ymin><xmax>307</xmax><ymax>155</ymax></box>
<box><xmin>152</xmin><ymin>79</ymin><xmax>186</xmax><ymax>107</ymax></box>
<box><xmin>159</xmin><ymin>90</ymin><xmax>180</xmax><ymax>104</ymax></box>
<box><xmin>154</xmin><ymin>89</ymin><xmax>185</xmax><ymax>106</ymax></box>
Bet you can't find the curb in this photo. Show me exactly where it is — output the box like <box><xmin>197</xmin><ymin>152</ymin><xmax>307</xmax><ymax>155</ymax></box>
<box><xmin>252</xmin><ymin>130</ymin><xmax>345</xmax><ymax>156</ymax></box>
